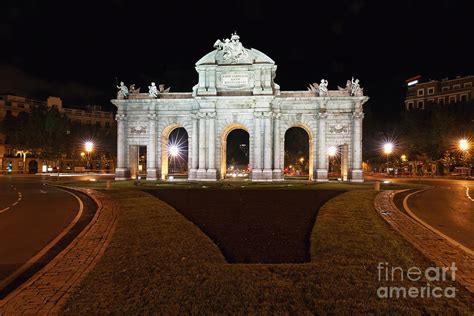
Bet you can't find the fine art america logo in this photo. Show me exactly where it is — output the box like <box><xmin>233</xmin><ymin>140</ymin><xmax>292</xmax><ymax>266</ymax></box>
<box><xmin>377</xmin><ymin>262</ymin><xmax>457</xmax><ymax>299</ymax></box>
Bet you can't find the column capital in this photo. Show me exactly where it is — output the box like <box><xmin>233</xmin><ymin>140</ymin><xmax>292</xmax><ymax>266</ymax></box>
<box><xmin>147</xmin><ymin>112</ymin><xmax>158</xmax><ymax>121</ymax></box>
<box><xmin>352</xmin><ymin>111</ymin><xmax>364</xmax><ymax>119</ymax></box>
<box><xmin>273</xmin><ymin>112</ymin><xmax>282</xmax><ymax>119</ymax></box>
<box><xmin>207</xmin><ymin>111</ymin><xmax>216</xmax><ymax>118</ymax></box>
<box><xmin>317</xmin><ymin>111</ymin><xmax>328</xmax><ymax>119</ymax></box>
<box><xmin>254</xmin><ymin>111</ymin><xmax>264</xmax><ymax>118</ymax></box>
<box><xmin>115</xmin><ymin>113</ymin><xmax>127</xmax><ymax>121</ymax></box>
<box><xmin>197</xmin><ymin>111</ymin><xmax>207</xmax><ymax>119</ymax></box>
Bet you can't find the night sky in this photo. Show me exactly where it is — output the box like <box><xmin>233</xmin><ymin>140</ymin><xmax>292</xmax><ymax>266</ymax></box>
<box><xmin>2</xmin><ymin>0</ymin><xmax>474</xmax><ymax>121</ymax></box>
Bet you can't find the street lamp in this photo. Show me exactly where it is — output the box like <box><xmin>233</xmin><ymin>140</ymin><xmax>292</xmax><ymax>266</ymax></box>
<box><xmin>84</xmin><ymin>141</ymin><xmax>94</xmax><ymax>171</ymax></box>
<box><xmin>459</xmin><ymin>139</ymin><xmax>469</xmax><ymax>152</ymax></box>
<box><xmin>383</xmin><ymin>143</ymin><xmax>394</xmax><ymax>175</ymax></box>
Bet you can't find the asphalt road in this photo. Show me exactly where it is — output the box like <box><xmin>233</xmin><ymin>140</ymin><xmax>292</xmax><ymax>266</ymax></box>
<box><xmin>0</xmin><ymin>175</ymin><xmax>94</xmax><ymax>284</ymax></box>
<box><xmin>381</xmin><ymin>177</ymin><xmax>474</xmax><ymax>251</ymax></box>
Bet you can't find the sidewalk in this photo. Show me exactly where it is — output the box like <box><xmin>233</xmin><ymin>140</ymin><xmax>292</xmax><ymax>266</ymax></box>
<box><xmin>374</xmin><ymin>190</ymin><xmax>474</xmax><ymax>293</ymax></box>
<box><xmin>0</xmin><ymin>188</ymin><xmax>118</xmax><ymax>315</ymax></box>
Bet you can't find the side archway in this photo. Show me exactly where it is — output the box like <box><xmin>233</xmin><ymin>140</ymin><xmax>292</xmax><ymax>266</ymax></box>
<box><xmin>220</xmin><ymin>123</ymin><xmax>250</xmax><ymax>179</ymax></box>
<box><xmin>160</xmin><ymin>124</ymin><xmax>189</xmax><ymax>179</ymax></box>
<box><xmin>283</xmin><ymin>125</ymin><xmax>314</xmax><ymax>180</ymax></box>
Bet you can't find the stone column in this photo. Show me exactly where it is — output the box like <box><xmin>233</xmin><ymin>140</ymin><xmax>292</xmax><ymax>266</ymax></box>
<box><xmin>315</xmin><ymin>111</ymin><xmax>328</xmax><ymax>181</ymax></box>
<box><xmin>253</xmin><ymin>68</ymin><xmax>262</xmax><ymax>94</ymax></box>
<box><xmin>115</xmin><ymin>113</ymin><xmax>130</xmax><ymax>180</ymax></box>
<box><xmin>252</xmin><ymin>112</ymin><xmax>263</xmax><ymax>180</ymax></box>
<box><xmin>349</xmin><ymin>111</ymin><xmax>364</xmax><ymax>182</ymax></box>
<box><xmin>206</xmin><ymin>112</ymin><xmax>217</xmax><ymax>179</ymax></box>
<box><xmin>146</xmin><ymin>112</ymin><xmax>158</xmax><ymax>180</ymax></box>
<box><xmin>189</xmin><ymin>114</ymin><xmax>198</xmax><ymax>179</ymax></box>
<box><xmin>262</xmin><ymin>111</ymin><xmax>273</xmax><ymax>180</ymax></box>
<box><xmin>196</xmin><ymin>112</ymin><xmax>207</xmax><ymax>179</ymax></box>
<box><xmin>198</xmin><ymin>69</ymin><xmax>206</xmax><ymax>92</ymax></box>
<box><xmin>272</xmin><ymin>112</ymin><xmax>282</xmax><ymax>180</ymax></box>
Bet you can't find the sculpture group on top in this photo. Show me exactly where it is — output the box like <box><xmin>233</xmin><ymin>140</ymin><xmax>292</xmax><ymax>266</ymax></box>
<box><xmin>213</xmin><ymin>32</ymin><xmax>249</xmax><ymax>64</ymax></box>
<box><xmin>307</xmin><ymin>77</ymin><xmax>364</xmax><ymax>97</ymax></box>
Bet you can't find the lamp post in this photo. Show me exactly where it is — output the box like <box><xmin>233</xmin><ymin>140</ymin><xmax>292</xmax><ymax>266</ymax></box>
<box><xmin>459</xmin><ymin>139</ymin><xmax>471</xmax><ymax>176</ymax></box>
<box><xmin>383</xmin><ymin>143</ymin><xmax>394</xmax><ymax>175</ymax></box>
<box><xmin>85</xmin><ymin>141</ymin><xmax>94</xmax><ymax>171</ymax></box>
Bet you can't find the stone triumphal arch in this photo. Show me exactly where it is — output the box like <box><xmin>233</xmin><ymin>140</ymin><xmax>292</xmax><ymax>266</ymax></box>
<box><xmin>112</xmin><ymin>33</ymin><xmax>368</xmax><ymax>182</ymax></box>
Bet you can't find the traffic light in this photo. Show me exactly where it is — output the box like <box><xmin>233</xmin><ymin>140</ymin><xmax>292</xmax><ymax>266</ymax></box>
<box><xmin>7</xmin><ymin>162</ymin><xmax>13</xmax><ymax>174</ymax></box>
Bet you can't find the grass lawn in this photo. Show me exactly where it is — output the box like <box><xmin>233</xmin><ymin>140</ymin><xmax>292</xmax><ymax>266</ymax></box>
<box><xmin>61</xmin><ymin>183</ymin><xmax>474</xmax><ymax>314</ymax></box>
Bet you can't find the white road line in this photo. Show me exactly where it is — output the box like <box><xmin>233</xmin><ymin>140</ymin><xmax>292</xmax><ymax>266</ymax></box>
<box><xmin>11</xmin><ymin>202</ymin><xmax>18</xmax><ymax>206</ymax></box>
<box><xmin>0</xmin><ymin>207</ymin><xmax>11</xmax><ymax>214</ymax></box>
<box><xmin>0</xmin><ymin>186</ymin><xmax>84</xmax><ymax>291</ymax></box>
<box><xmin>403</xmin><ymin>189</ymin><xmax>474</xmax><ymax>255</ymax></box>
<box><xmin>465</xmin><ymin>186</ymin><xmax>474</xmax><ymax>202</ymax></box>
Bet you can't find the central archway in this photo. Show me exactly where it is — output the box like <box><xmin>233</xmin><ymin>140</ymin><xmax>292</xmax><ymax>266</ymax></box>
<box><xmin>284</xmin><ymin>126</ymin><xmax>313</xmax><ymax>180</ymax></box>
<box><xmin>161</xmin><ymin>125</ymin><xmax>189</xmax><ymax>179</ymax></box>
<box><xmin>220</xmin><ymin>124</ymin><xmax>249</xmax><ymax>179</ymax></box>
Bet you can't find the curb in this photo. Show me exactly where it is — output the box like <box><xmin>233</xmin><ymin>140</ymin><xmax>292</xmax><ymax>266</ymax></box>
<box><xmin>374</xmin><ymin>190</ymin><xmax>474</xmax><ymax>293</ymax></box>
<box><xmin>0</xmin><ymin>187</ymin><xmax>118</xmax><ymax>315</ymax></box>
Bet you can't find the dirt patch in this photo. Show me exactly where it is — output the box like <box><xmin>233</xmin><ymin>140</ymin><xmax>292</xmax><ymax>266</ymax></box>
<box><xmin>145</xmin><ymin>188</ymin><xmax>343</xmax><ymax>263</ymax></box>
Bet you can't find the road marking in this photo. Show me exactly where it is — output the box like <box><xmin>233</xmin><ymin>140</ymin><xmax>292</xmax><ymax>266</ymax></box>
<box><xmin>403</xmin><ymin>189</ymin><xmax>474</xmax><ymax>256</ymax></box>
<box><xmin>465</xmin><ymin>186</ymin><xmax>474</xmax><ymax>202</ymax></box>
<box><xmin>0</xmin><ymin>187</ymin><xmax>22</xmax><ymax>214</ymax></box>
<box><xmin>0</xmin><ymin>187</ymin><xmax>84</xmax><ymax>292</ymax></box>
<box><xmin>0</xmin><ymin>207</ymin><xmax>11</xmax><ymax>214</ymax></box>
<box><xmin>40</xmin><ymin>190</ymin><xmax>48</xmax><ymax>194</ymax></box>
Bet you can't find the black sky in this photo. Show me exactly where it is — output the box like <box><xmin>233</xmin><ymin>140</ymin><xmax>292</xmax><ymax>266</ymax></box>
<box><xmin>1</xmin><ymin>0</ymin><xmax>474</xmax><ymax>117</ymax></box>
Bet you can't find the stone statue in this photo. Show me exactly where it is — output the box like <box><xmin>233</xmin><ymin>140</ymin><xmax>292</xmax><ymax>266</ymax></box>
<box><xmin>213</xmin><ymin>32</ymin><xmax>249</xmax><ymax>64</ymax></box>
<box><xmin>116</xmin><ymin>81</ymin><xmax>129</xmax><ymax>99</ymax></box>
<box><xmin>129</xmin><ymin>84</ymin><xmax>140</xmax><ymax>95</ymax></box>
<box><xmin>351</xmin><ymin>77</ymin><xmax>364</xmax><ymax>96</ymax></box>
<box><xmin>319</xmin><ymin>79</ymin><xmax>329</xmax><ymax>96</ymax></box>
<box><xmin>148</xmin><ymin>82</ymin><xmax>159</xmax><ymax>98</ymax></box>
<box><xmin>338</xmin><ymin>77</ymin><xmax>363</xmax><ymax>96</ymax></box>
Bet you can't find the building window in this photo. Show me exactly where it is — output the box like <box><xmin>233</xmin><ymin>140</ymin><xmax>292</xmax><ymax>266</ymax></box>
<box><xmin>86</xmin><ymin>120</ymin><xmax>92</xmax><ymax>125</ymax></box>
<box><xmin>417</xmin><ymin>89</ymin><xmax>424</xmax><ymax>96</ymax></box>
<box><xmin>105</xmin><ymin>122</ymin><xmax>110</xmax><ymax>128</ymax></box>
<box><xmin>427</xmin><ymin>87</ymin><xmax>435</xmax><ymax>95</ymax></box>
<box><xmin>442</xmin><ymin>86</ymin><xmax>449</xmax><ymax>92</ymax></box>
<box><xmin>428</xmin><ymin>98</ymin><xmax>434</xmax><ymax>104</ymax></box>
<box><xmin>417</xmin><ymin>100</ymin><xmax>424</xmax><ymax>109</ymax></box>
<box><xmin>438</xmin><ymin>97</ymin><xmax>444</xmax><ymax>105</ymax></box>
<box><xmin>464</xmin><ymin>82</ymin><xmax>472</xmax><ymax>88</ymax></box>
<box><xmin>448</xmin><ymin>95</ymin><xmax>456</xmax><ymax>104</ymax></box>
<box><xmin>453</xmin><ymin>84</ymin><xmax>461</xmax><ymax>89</ymax></box>
<box><xmin>460</xmin><ymin>94</ymin><xmax>468</xmax><ymax>102</ymax></box>
<box><xmin>95</xmin><ymin>121</ymin><xmax>101</xmax><ymax>128</ymax></box>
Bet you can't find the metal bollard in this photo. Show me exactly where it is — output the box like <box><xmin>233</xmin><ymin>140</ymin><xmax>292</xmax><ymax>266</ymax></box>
<box><xmin>374</xmin><ymin>181</ymin><xmax>380</xmax><ymax>191</ymax></box>
<box><xmin>106</xmin><ymin>180</ymin><xmax>112</xmax><ymax>189</ymax></box>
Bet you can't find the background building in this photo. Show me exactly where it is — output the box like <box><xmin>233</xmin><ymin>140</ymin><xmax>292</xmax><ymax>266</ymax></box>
<box><xmin>0</xmin><ymin>94</ymin><xmax>116</xmax><ymax>173</ymax></box>
<box><xmin>405</xmin><ymin>75</ymin><xmax>474</xmax><ymax>110</ymax></box>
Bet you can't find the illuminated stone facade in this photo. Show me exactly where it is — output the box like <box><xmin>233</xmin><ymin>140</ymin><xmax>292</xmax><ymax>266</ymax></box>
<box><xmin>113</xmin><ymin>34</ymin><xmax>368</xmax><ymax>181</ymax></box>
